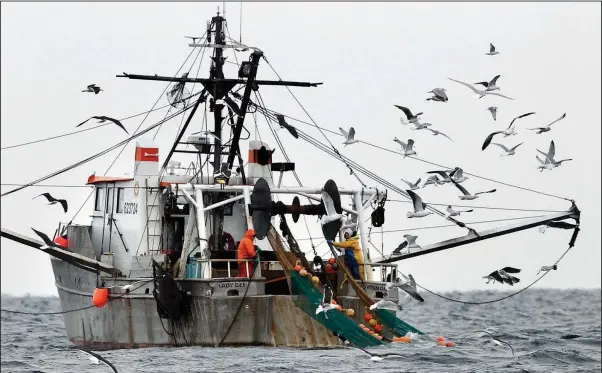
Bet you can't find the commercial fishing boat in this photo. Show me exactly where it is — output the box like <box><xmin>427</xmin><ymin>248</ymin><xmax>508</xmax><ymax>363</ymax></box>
<box><xmin>0</xmin><ymin>10</ymin><xmax>580</xmax><ymax>350</ymax></box>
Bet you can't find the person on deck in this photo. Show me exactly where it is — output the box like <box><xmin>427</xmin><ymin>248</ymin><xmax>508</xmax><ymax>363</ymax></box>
<box><xmin>328</xmin><ymin>230</ymin><xmax>365</xmax><ymax>281</ymax></box>
<box><xmin>237</xmin><ymin>229</ymin><xmax>261</xmax><ymax>277</ymax></box>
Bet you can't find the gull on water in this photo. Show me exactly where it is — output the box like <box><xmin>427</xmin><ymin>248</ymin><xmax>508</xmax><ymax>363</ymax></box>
<box><xmin>400</xmin><ymin>177</ymin><xmax>421</xmax><ymax>190</ymax></box>
<box><xmin>427</xmin><ymin>88</ymin><xmax>448</xmax><ymax>102</ymax></box>
<box><xmin>369</xmin><ymin>299</ymin><xmax>403</xmax><ymax>312</ymax></box>
<box><xmin>486</xmin><ymin>43</ymin><xmax>500</xmax><ymax>55</ymax></box>
<box><xmin>488</xmin><ymin>106</ymin><xmax>498</xmax><ymax>121</ymax></box>
<box><xmin>537</xmin><ymin>264</ymin><xmax>558</xmax><ymax>275</ymax></box>
<box><xmin>447</xmin><ymin>205</ymin><xmax>473</xmax><ymax>217</ymax></box>
<box><xmin>406</xmin><ymin>190</ymin><xmax>433</xmax><ymax>218</ymax></box>
<box><xmin>491</xmin><ymin>142</ymin><xmax>524</xmax><ymax>156</ymax></box>
<box><xmin>462</xmin><ymin>331</ymin><xmax>515</xmax><ymax>359</ymax></box>
<box><xmin>425</xmin><ymin>127</ymin><xmax>454</xmax><ymax>142</ymax></box>
<box><xmin>536</xmin><ymin>140</ymin><xmax>573</xmax><ymax>170</ymax></box>
<box><xmin>394</xmin><ymin>105</ymin><xmax>423</xmax><ymax>123</ymax></box>
<box><xmin>528</xmin><ymin>113</ymin><xmax>567</xmax><ymax>134</ymax></box>
<box><xmin>475</xmin><ymin>75</ymin><xmax>501</xmax><ymax>92</ymax></box>
<box><xmin>448</xmin><ymin>77</ymin><xmax>514</xmax><ymax>100</ymax></box>
<box><xmin>450</xmin><ymin>179</ymin><xmax>496</xmax><ymax>200</ymax></box>
<box><xmin>393</xmin><ymin>138</ymin><xmax>416</xmax><ymax>157</ymax></box>
<box><xmin>422</xmin><ymin>175</ymin><xmax>444</xmax><ymax>188</ymax></box>
<box><xmin>339</xmin><ymin>127</ymin><xmax>359</xmax><ymax>146</ymax></box>
<box><xmin>481</xmin><ymin>112</ymin><xmax>536</xmax><ymax>150</ymax></box>
<box><xmin>449</xmin><ymin>167</ymin><xmax>468</xmax><ymax>183</ymax></box>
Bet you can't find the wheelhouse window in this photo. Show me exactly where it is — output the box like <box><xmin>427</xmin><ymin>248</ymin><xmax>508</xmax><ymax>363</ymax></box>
<box><xmin>105</xmin><ymin>188</ymin><xmax>114</xmax><ymax>213</ymax></box>
<box><xmin>94</xmin><ymin>188</ymin><xmax>104</xmax><ymax>211</ymax></box>
<box><xmin>116</xmin><ymin>188</ymin><xmax>125</xmax><ymax>213</ymax></box>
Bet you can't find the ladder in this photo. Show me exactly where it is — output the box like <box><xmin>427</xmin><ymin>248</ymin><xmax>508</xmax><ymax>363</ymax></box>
<box><xmin>145</xmin><ymin>179</ymin><xmax>162</xmax><ymax>255</ymax></box>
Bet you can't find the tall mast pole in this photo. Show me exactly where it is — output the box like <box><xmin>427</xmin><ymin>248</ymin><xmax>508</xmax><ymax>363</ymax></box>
<box><xmin>211</xmin><ymin>12</ymin><xmax>225</xmax><ymax>174</ymax></box>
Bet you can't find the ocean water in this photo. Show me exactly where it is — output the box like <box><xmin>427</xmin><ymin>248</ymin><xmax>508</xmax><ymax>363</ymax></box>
<box><xmin>1</xmin><ymin>289</ymin><xmax>600</xmax><ymax>373</ymax></box>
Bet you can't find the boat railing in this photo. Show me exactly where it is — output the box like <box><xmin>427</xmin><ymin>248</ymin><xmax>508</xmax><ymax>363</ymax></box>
<box><xmin>187</xmin><ymin>257</ymin><xmax>284</xmax><ymax>280</ymax></box>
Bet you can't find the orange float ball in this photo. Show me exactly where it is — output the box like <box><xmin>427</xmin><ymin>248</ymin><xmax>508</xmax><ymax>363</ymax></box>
<box><xmin>328</xmin><ymin>258</ymin><xmax>336</xmax><ymax>265</ymax></box>
<box><xmin>364</xmin><ymin>313</ymin><xmax>373</xmax><ymax>322</ymax></box>
<box><xmin>346</xmin><ymin>309</ymin><xmax>355</xmax><ymax>317</ymax></box>
<box><xmin>445</xmin><ymin>341</ymin><xmax>456</xmax><ymax>348</ymax></box>
<box><xmin>376</xmin><ymin>336</ymin><xmax>383</xmax><ymax>340</ymax></box>
<box><xmin>438</xmin><ymin>340</ymin><xmax>446</xmax><ymax>346</ymax></box>
<box><xmin>436</xmin><ymin>336</ymin><xmax>445</xmax><ymax>342</ymax></box>
<box><xmin>294</xmin><ymin>264</ymin><xmax>302</xmax><ymax>272</ymax></box>
<box><xmin>368</xmin><ymin>330</ymin><xmax>375</xmax><ymax>335</ymax></box>
<box><xmin>368</xmin><ymin>319</ymin><xmax>377</xmax><ymax>327</ymax></box>
<box><xmin>299</xmin><ymin>269</ymin><xmax>308</xmax><ymax>276</ymax></box>
<box><xmin>358</xmin><ymin>324</ymin><xmax>365</xmax><ymax>328</ymax></box>
<box><xmin>398</xmin><ymin>336</ymin><xmax>412</xmax><ymax>343</ymax></box>
<box><xmin>336</xmin><ymin>305</ymin><xmax>343</xmax><ymax>311</ymax></box>
<box><xmin>92</xmin><ymin>288</ymin><xmax>108</xmax><ymax>308</ymax></box>
<box><xmin>374</xmin><ymin>324</ymin><xmax>382</xmax><ymax>333</ymax></box>
<box><xmin>311</xmin><ymin>276</ymin><xmax>320</xmax><ymax>285</ymax></box>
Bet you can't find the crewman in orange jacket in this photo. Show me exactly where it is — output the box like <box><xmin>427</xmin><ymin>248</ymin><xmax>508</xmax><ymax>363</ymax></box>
<box><xmin>237</xmin><ymin>229</ymin><xmax>260</xmax><ymax>277</ymax></box>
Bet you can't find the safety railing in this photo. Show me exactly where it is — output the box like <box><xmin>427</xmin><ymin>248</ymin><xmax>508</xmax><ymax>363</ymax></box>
<box><xmin>187</xmin><ymin>258</ymin><xmax>283</xmax><ymax>279</ymax></box>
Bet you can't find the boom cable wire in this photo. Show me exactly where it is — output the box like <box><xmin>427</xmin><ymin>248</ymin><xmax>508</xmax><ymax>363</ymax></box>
<box><xmin>249</xmin><ymin>103</ymin><xmax>572</xmax><ymax>203</ymax></box>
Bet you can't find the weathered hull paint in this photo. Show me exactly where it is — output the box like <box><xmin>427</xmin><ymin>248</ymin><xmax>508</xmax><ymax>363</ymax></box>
<box><xmin>51</xmin><ymin>259</ymin><xmax>342</xmax><ymax>350</ymax></box>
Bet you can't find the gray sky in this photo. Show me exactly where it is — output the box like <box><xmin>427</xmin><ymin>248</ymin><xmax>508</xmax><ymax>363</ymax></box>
<box><xmin>1</xmin><ymin>2</ymin><xmax>600</xmax><ymax>296</ymax></box>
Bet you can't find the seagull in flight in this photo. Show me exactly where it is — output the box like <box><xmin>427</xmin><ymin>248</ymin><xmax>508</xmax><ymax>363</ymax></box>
<box><xmin>481</xmin><ymin>112</ymin><xmax>536</xmax><ymax>150</ymax></box>
<box><xmin>82</xmin><ymin>84</ymin><xmax>103</xmax><ymax>94</ymax></box>
<box><xmin>491</xmin><ymin>142</ymin><xmax>524</xmax><ymax>156</ymax></box>
<box><xmin>427</xmin><ymin>88</ymin><xmax>448</xmax><ymax>102</ymax></box>
<box><xmin>394</xmin><ymin>105</ymin><xmax>423</xmax><ymax>124</ymax></box>
<box><xmin>488</xmin><ymin>106</ymin><xmax>498</xmax><ymax>121</ymax></box>
<box><xmin>77</xmin><ymin>116</ymin><xmax>129</xmax><ymax>134</ymax></box>
<box><xmin>403</xmin><ymin>234</ymin><xmax>420</xmax><ymax>250</ymax></box>
<box><xmin>463</xmin><ymin>331</ymin><xmax>515</xmax><ymax>359</ymax></box>
<box><xmin>320</xmin><ymin>189</ymin><xmax>344</xmax><ymax>225</ymax></box>
<box><xmin>422</xmin><ymin>175</ymin><xmax>444</xmax><ymax>188</ymax></box>
<box><xmin>536</xmin><ymin>143</ymin><xmax>573</xmax><ymax>171</ymax></box>
<box><xmin>393</xmin><ymin>138</ymin><xmax>416</xmax><ymax>157</ymax></box>
<box><xmin>528</xmin><ymin>113</ymin><xmax>567</xmax><ymax>134</ymax></box>
<box><xmin>406</xmin><ymin>189</ymin><xmax>433</xmax><ymax>218</ymax></box>
<box><xmin>450</xmin><ymin>179</ymin><xmax>496</xmax><ymax>200</ymax></box>
<box><xmin>448</xmin><ymin>77</ymin><xmax>514</xmax><ymax>100</ymax></box>
<box><xmin>449</xmin><ymin>167</ymin><xmax>468</xmax><ymax>183</ymax></box>
<box><xmin>369</xmin><ymin>299</ymin><xmax>403</xmax><ymax>312</ymax></box>
<box><xmin>486</xmin><ymin>43</ymin><xmax>500</xmax><ymax>56</ymax></box>
<box><xmin>74</xmin><ymin>348</ymin><xmax>119</xmax><ymax>372</ymax></box>
<box><xmin>339</xmin><ymin>127</ymin><xmax>359</xmax><ymax>146</ymax></box>
<box><xmin>34</xmin><ymin>192</ymin><xmax>68</xmax><ymax>213</ymax></box>
<box><xmin>400</xmin><ymin>177</ymin><xmax>421</xmax><ymax>190</ymax></box>
<box><xmin>426</xmin><ymin>170</ymin><xmax>452</xmax><ymax>184</ymax></box>
<box><xmin>475</xmin><ymin>75</ymin><xmax>501</xmax><ymax>92</ymax></box>
<box><xmin>410</xmin><ymin>122</ymin><xmax>432</xmax><ymax>131</ymax></box>
<box><xmin>395</xmin><ymin>273</ymin><xmax>425</xmax><ymax>302</ymax></box>
<box><xmin>276</xmin><ymin>114</ymin><xmax>299</xmax><ymax>139</ymax></box>
<box><xmin>447</xmin><ymin>205</ymin><xmax>473</xmax><ymax>217</ymax></box>
<box><xmin>537</xmin><ymin>264</ymin><xmax>558</xmax><ymax>275</ymax></box>
<box><xmin>425</xmin><ymin>127</ymin><xmax>454</xmax><ymax>142</ymax></box>
<box><xmin>483</xmin><ymin>267</ymin><xmax>521</xmax><ymax>285</ymax></box>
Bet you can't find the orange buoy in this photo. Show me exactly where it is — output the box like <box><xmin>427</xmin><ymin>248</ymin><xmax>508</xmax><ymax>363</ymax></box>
<box><xmin>374</xmin><ymin>324</ymin><xmax>382</xmax><ymax>333</ymax></box>
<box><xmin>368</xmin><ymin>319</ymin><xmax>377</xmax><ymax>327</ymax></box>
<box><xmin>368</xmin><ymin>330</ymin><xmax>375</xmax><ymax>335</ymax></box>
<box><xmin>376</xmin><ymin>335</ymin><xmax>383</xmax><ymax>340</ymax></box>
<box><xmin>373</xmin><ymin>333</ymin><xmax>380</xmax><ymax>338</ymax></box>
<box><xmin>438</xmin><ymin>340</ymin><xmax>446</xmax><ymax>346</ymax></box>
<box><xmin>364</xmin><ymin>313</ymin><xmax>373</xmax><ymax>322</ymax></box>
<box><xmin>445</xmin><ymin>341</ymin><xmax>456</xmax><ymax>348</ymax></box>
<box><xmin>299</xmin><ymin>269</ymin><xmax>308</xmax><ymax>276</ymax></box>
<box><xmin>336</xmin><ymin>305</ymin><xmax>343</xmax><ymax>311</ymax></box>
<box><xmin>328</xmin><ymin>258</ymin><xmax>336</xmax><ymax>265</ymax></box>
<box><xmin>359</xmin><ymin>323</ymin><xmax>365</xmax><ymax>328</ymax></box>
<box><xmin>92</xmin><ymin>288</ymin><xmax>108</xmax><ymax>308</ymax></box>
<box><xmin>294</xmin><ymin>264</ymin><xmax>302</xmax><ymax>272</ymax></box>
<box><xmin>346</xmin><ymin>309</ymin><xmax>355</xmax><ymax>317</ymax></box>
<box><xmin>398</xmin><ymin>336</ymin><xmax>412</xmax><ymax>343</ymax></box>
<box><xmin>311</xmin><ymin>276</ymin><xmax>320</xmax><ymax>285</ymax></box>
<box><xmin>436</xmin><ymin>336</ymin><xmax>445</xmax><ymax>342</ymax></box>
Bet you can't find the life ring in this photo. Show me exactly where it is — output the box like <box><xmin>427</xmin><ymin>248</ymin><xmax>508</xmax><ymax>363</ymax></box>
<box><xmin>208</xmin><ymin>232</ymin><xmax>236</xmax><ymax>251</ymax></box>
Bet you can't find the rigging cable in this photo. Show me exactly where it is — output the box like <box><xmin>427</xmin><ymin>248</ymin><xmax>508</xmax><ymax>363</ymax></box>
<box><xmin>1</xmin><ymin>279</ymin><xmax>154</xmax><ymax>315</ymax></box>
<box><xmin>257</xmin><ymin>108</ymin><xmax>572</xmax><ymax>203</ymax></box>
<box><xmin>413</xmin><ymin>226</ymin><xmax>580</xmax><ymax>305</ymax></box>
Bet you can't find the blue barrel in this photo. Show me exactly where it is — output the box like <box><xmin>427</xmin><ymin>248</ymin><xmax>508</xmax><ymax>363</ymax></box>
<box><xmin>186</xmin><ymin>261</ymin><xmax>202</xmax><ymax>278</ymax></box>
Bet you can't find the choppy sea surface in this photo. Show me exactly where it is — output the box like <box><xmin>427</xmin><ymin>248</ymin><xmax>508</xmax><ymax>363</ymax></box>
<box><xmin>1</xmin><ymin>289</ymin><xmax>600</xmax><ymax>373</ymax></box>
